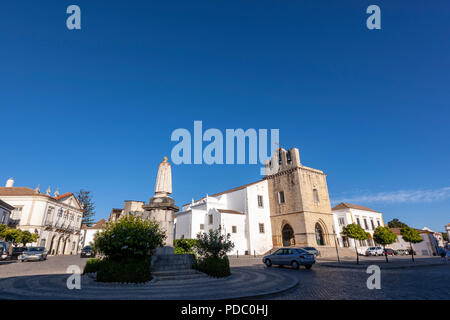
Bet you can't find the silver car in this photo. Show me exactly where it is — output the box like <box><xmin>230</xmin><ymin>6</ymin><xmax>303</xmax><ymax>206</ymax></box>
<box><xmin>20</xmin><ymin>247</ymin><xmax>48</xmax><ymax>262</ymax></box>
<box><xmin>263</xmin><ymin>247</ymin><xmax>315</xmax><ymax>269</ymax></box>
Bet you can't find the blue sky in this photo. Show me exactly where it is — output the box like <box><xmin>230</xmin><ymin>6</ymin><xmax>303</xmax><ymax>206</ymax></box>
<box><xmin>1</xmin><ymin>1</ymin><xmax>449</xmax><ymax>232</ymax></box>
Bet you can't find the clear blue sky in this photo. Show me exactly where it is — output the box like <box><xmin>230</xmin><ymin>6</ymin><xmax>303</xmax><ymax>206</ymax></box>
<box><xmin>1</xmin><ymin>1</ymin><xmax>449</xmax><ymax>232</ymax></box>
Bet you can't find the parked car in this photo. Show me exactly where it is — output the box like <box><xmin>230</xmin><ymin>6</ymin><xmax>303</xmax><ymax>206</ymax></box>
<box><xmin>384</xmin><ymin>248</ymin><xmax>395</xmax><ymax>256</ymax></box>
<box><xmin>395</xmin><ymin>249</ymin><xmax>408</xmax><ymax>255</ymax></box>
<box><xmin>80</xmin><ymin>246</ymin><xmax>95</xmax><ymax>258</ymax></box>
<box><xmin>19</xmin><ymin>247</ymin><xmax>48</xmax><ymax>262</ymax></box>
<box><xmin>301</xmin><ymin>247</ymin><xmax>320</xmax><ymax>257</ymax></box>
<box><xmin>0</xmin><ymin>241</ymin><xmax>9</xmax><ymax>260</ymax></box>
<box><xmin>365</xmin><ymin>246</ymin><xmax>384</xmax><ymax>256</ymax></box>
<box><xmin>263</xmin><ymin>247</ymin><xmax>315</xmax><ymax>269</ymax></box>
<box><xmin>10</xmin><ymin>247</ymin><xmax>27</xmax><ymax>260</ymax></box>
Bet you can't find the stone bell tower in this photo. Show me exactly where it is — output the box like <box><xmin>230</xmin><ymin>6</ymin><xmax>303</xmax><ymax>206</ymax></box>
<box><xmin>143</xmin><ymin>156</ymin><xmax>179</xmax><ymax>254</ymax></box>
<box><xmin>264</xmin><ymin>147</ymin><xmax>335</xmax><ymax>248</ymax></box>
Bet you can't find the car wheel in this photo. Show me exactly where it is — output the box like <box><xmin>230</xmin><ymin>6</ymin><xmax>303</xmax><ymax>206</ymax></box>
<box><xmin>305</xmin><ymin>265</ymin><xmax>312</xmax><ymax>270</ymax></box>
<box><xmin>291</xmin><ymin>261</ymin><xmax>299</xmax><ymax>270</ymax></box>
<box><xmin>264</xmin><ymin>259</ymin><xmax>272</xmax><ymax>267</ymax></box>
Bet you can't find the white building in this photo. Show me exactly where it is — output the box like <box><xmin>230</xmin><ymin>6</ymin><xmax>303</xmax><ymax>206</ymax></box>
<box><xmin>0</xmin><ymin>178</ymin><xmax>83</xmax><ymax>255</ymax></box>
<box><xmin>79</xmin><ymin>218</ymin><xmax>107</xmax><ymax>249</ymax></box>
<box><xmin>0</xmin><ymin>199</ymin><xmax>14</xmax><ymax>225</ymax></box>
<box><xmin>175</xmin><ymin>180</ymin><xmax>273</xmax><ymax>255</ymax></box>
<box><xmin>389</xmin><ymin>228</ymin><xmax>439</xmax><ymax>256</ymax></box>
<box><xmin>332</xmin><ymin>202</ymin><xmax>384</xmax><ymax>252</ymax></box>
<box><xmin>446</xmin><ymin>223</ymin><xmax>450</xmax><ymax>246</ymax></box>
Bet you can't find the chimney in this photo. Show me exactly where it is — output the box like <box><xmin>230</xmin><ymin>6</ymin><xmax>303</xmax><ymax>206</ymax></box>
<box><xmin>5</xmin><ymin>177</ymin><xmax>15</xmax><ymax>188</ymax></box>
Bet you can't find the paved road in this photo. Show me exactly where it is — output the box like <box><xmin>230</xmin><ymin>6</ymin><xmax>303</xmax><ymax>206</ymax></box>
<box><xmin>1</xmin><ymin>256</ymin><xmax>449</xmax><ymax>299</ymax></box>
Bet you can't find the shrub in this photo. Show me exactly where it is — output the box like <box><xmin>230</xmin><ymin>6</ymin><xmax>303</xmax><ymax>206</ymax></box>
<box><xmin>194</xmin><ymin>228</ymin><xmax>234</xmax><ymax>277</ymax></box>
<box><xmin>174</xmin><ymin>239</ymin><xmax>197</xmax><ymax>255</ymax></box>
<box><xmin>92</xmin><ymin>215</ymin><xmax>166</xmax><ymax>283</ymax></box>
<box><xmin>94</xmin><ymin>215</ymin><xmax>166</xmax><ymax>260</ymax></box>
<box><xmin>195</xmin><ymin>256</ymin><xmax>231</xmax><ymax>278</ymax></box>
<box><xmin>195</xmin><ymin>228</ymin><xmax>234</xmax><ymax>259</ymax></box>
<box><xmin>83</xmin><ymin>258</ymin><xmax>101</xmax><ymax>274</ymax></box>
<box><xmin>96</xmin><ymin>257</ymin><xmax>151</xmax><ymax>283</ymax></box>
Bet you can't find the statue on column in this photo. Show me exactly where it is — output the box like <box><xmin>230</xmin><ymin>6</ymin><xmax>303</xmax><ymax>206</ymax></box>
<box><xmin>144</xmin><ymin>156</ymin><xmax>179</xmax><ymax>254</ymax></box>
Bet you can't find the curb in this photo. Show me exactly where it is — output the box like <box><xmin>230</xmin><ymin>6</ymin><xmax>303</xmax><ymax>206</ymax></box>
<box><xmin>319</xmin><ymin>262</ymin><xmax>448</xmax><ymax>270</ymax></box>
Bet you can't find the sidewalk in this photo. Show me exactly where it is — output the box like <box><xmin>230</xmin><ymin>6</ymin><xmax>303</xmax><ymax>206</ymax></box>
<box><xmin>317</xmin><ymin>256</ymin><xmax>449</xmax><ymax>269</ymax></box>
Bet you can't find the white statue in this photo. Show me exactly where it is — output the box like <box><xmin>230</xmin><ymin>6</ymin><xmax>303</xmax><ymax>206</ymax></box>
<box><xmin>154</xmin><ymin>156</ymin><xmax>172</xmax><ymax>197</ymax></box>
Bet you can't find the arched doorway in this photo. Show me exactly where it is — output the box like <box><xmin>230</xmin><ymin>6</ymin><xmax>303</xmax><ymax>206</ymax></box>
<box><xmin>48</xmin><ymin>235</ymin><xmax>56</xmax><ymax>255</ymax></box>
<box><xmin>282</xmin><ymin>224</ymin><xmax>295</xmax><ymax>246</ymax></box>
<box><xmin>315</xmin><ymin>223</ymin><xmax>325</xmax><ymax>246</ymax></box>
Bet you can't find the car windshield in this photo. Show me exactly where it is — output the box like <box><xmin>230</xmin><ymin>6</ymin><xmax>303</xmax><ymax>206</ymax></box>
<box><xmin>27</xmin><ymin>247</ymin><xmax>44</xmax><ymax>252</ymax></box>
<box><xmin>83</xmin><ymin>246</ymin><xmax>91</xmax><ymax>250</ymax></box>
<box><xmin>295</xmin><ymin>249</ymin><xmax>309</xmax><ymax>254</ymax></box>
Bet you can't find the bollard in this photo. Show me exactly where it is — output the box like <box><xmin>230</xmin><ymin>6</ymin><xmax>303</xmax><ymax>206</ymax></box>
<box><xmin>254</xmin><ymin>250</ymin><xmax>256</xmax><ymax>257</ymax></box>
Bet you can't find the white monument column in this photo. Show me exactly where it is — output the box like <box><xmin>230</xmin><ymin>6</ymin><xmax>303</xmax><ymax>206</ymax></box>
<box><xmin>144</xmin><ymin>156</ymin><xmax>179</xmax><ymax>254</ymax></box>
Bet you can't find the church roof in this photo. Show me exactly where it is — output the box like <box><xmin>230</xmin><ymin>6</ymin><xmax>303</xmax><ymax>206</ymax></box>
<box><xmin>184</xmin><ymin>180</ymin><xmax>263</xmax><ymax>206</ymax></box>
<box><xmin>90</xmin><ymin>218</ymin><xmax>107</xmax><ymax>229</ymax></box>
<box><xmin>0</xmin><ymin>187</ymin><xmax>37</xmax><ymax>196</ymax></box>
<box><xmin>332</xmin><ymin>202</ymin><xmax>380</xmax><ymax>213</ymax></box>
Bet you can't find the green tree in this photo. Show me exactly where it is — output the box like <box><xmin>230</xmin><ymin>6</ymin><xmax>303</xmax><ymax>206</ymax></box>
<box><xmin>94</xmin><ymin>215</ymin><xmax>166</xmax><ymax>260</ymax></box>
<box><xmin>441</xmin><ymin>232</ymin><xmax>449</xmax><ymax>242</ymax></box>
<box><xmin>400</xmin><ymin>226</ymin><xmax>423</xmax><ymax>262</ymax></box>
<box><xmin>342</xmin><ymin>223</ymin><xmax>369</xmax><ymax>264</ymax></box>
<box><xmin>373</xmin><ymin>226</ymin><xmax>397</xmax><ymax>263</ymax></box>
<box><xmin>0</xmin><ymin>224</ymin><xmax>8</xmax><ymax>240</ymax></box>
<box><xmin>387</xmin><ymin>218</ymin><xmax>408</xmax><ymax>229</ymax></box>
<box><xmin>20</xmin><ymin>230</ymin><xmax>38</xmax><ymax>247</ymax></box>
<box><xmin>5</xmin><ymin>229</ymin><xmax>22</xmax><ymax>246</ymax></box>
<box><xmin>76</xmin><ymin>189</ymin><xmax>96</xmax><ymax>227</ymax></box>
<box><xmin>195</xmin><ymin>228</ymin><xmax>235</xmax><ymax>259</ymax></box>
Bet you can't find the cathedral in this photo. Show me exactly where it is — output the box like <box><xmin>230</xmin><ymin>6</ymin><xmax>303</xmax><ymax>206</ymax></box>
<box><xmin>175</xmin><ymin>147</ymin><xmax>336</xmax><ymax>255</ymax></box>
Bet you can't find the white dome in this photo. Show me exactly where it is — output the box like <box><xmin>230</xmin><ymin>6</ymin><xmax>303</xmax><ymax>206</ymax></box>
<box><xmin>5</xmin><ymin>177</ymin><xmax>14</xmax><ymax>188</ymax></box>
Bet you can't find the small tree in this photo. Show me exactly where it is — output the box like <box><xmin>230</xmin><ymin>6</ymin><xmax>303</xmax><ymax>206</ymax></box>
<box><xmin>387</xmin><ymin>218</ymin><xmax>408</xmax><ymax>229</ymax></box>
<box><xmin>194</xmin><ymin>228</ymin><xmax>235</xmax><ymax>277</ymax></box>
<box><xmin>400</xmin><ymin>226</ymin><xmax>423</xmax><ymax>262</ymax></box>
<box><xmin>0</xmin><ymin>224</ymin><xmax>8</xmax><ymax>240</ymax></box>
<box><xmin>76</xmin><ymin>189</ymin><xmax>96</xmax><ymax>227</ymax></box>
<box><xmin>20</xmin><ymin>231</ymin><xmax>38</xmax><ymax>247</ymax></box>
<box><xmin>195</xmin><ymin>228</ymin><xmax>234</xmax><ymax>259</ymax></box>
<box><xmin>5</xmin><ymin>229</ymin><xmax>22</xmax><ymax>246</ymax></box>
<box><xmin>373</xmin><ymin>227</ymin><xmax>397</xmax><ymax>263</ymax></box>
<box><xmin>342</xmin><ymin>223</ymin><xmax>369</xmax><ymax>264</ymax></box>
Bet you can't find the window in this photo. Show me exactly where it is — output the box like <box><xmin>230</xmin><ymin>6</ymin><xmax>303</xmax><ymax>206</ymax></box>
<box><xmin>257</xmin><ymin>195</ymin><xmax>264</xmax><ymax>208</ymax></box>
<box><xmin>377</xmin><ymin>220</ymin><xmax>381</xmax><ymax>227</ymax></box>
<box><xmin>208</xmin><ymin>215</ymin><xmax>213</xmax><ymax>225</ymax></box>
<box><xmin>356</xmin><ymin>217</ymin><xmax>361</xmax><ymax>226</ymax></box>
<box><xmin>313</xmin><ymin>189</ymin><xmax>320</xmax><ymax>203</ymax></box>
<box><xmin>363</xmin><ymin>219</ymin><xmax>369</xmax><ymax>230</ymax></box>
<box><xmin>370</xmin><ymin>220</ymin><xmax>375</xmax><ymax>230</ymax></box>
<box><xmin>259</xmin><ymin>223</ymin><xmax>265</xmax><ymax>233</ymax></box>
<box><xmin>57</xmin><ymin>208</ymin><xmax>63</xmax><ymax>217</ymax></box>
<box><xmin>338</xmin><ymin>217</ymin><xmax>345</xmax><ymax>226</ymax></box>
<box><xmin>200</xmin><ymin>224</ymin><xmax>204</xmax><ymax>230</ymax></box>
<box><xmin>232</xmin><ymin>226</ymin><xmax>237</xmax><ymax>233</ymax></box>
<box><xmin>278</xmin><ymin>149</ymin><xmax>283</xmax><ymax>165</ymax></box>
<box><xmin>278</xmin><ymin>191</ymin><xmax>285</xmax><ymax>204</ymax></box>
<box><xmin>11</xmin><ymin>206</ymin><xmax>23</xmax><ymax>219</ymax></box>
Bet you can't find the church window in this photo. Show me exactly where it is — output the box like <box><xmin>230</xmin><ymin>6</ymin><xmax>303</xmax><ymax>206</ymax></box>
<box><xmin>200</xmin><ymin>224</ymin><xmax>204</xmax><ymax>230</ymax></box>
<box><xmin>259</xmin><ymin>223</ymin><xmax>265</xmax><ymax>233</ymax></box>
<box><xmin>278</xmin><ymin>149</ymin><xmax>283</xmax><ymax>165</ymax></box>
<box><xmin>257</xmin><ymin>195</ymin><xmax>264</xmax><ymax>208</ymax></box>
<box><xmin>278</xmin><ymin>191</ymin><xmax>285</xmax><ymax>204</ymax></box>
<box><xmin>232</xmin><ymin>226</ymin><xmax>237</xmax><ymax>233</ymax></box>
<box><xmin>208</xmin><ymin>215</ymin><xmax>213</xmax><ymax>224</ymax></box>
<box><xmin>313</xmin><ymin>189</ymin><xmax>320</xmax><ymax>203</ymax></box>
